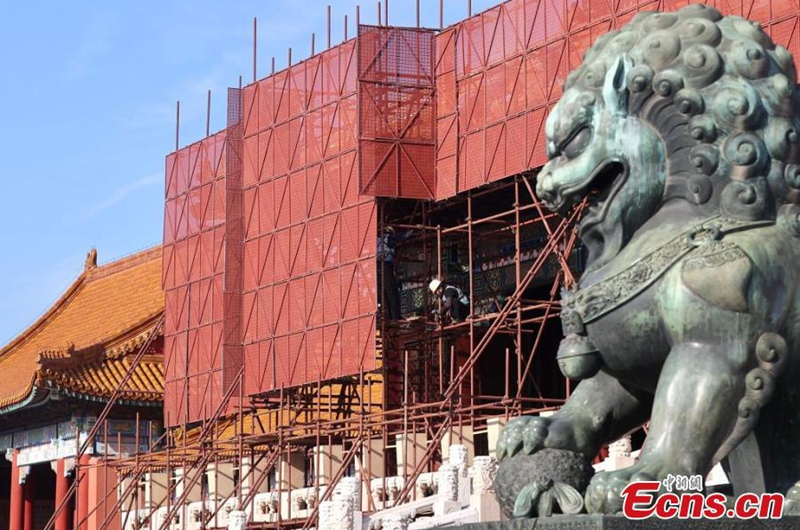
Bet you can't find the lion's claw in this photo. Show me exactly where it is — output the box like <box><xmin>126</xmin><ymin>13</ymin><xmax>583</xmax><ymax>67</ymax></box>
<box><xmin>522</xmin><ymin>420</ymin><xmax>549</xmax><ymax>454</ymax></box>
<box><xmin>585</xmin><ymin>466</ymin><xmax>658</xmax><ymax>514</ymax></box>
<box><xmin>497</xmin><ymin>415</ymin><xmax>559</xmax><ymax>461</ymax></box>
<box><xmin>496</xmin><ymin>416</ymin><xmax>531</xmax><ymax>460</ymax></box>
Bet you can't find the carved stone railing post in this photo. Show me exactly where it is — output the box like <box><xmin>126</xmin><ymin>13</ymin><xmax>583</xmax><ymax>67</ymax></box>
<box><xmin>609</xmin><ymin>436</ymin><xmax>631</xmax><ymax>458</ymax></box>
<box><xmin>387</xmin><ymin>482</ymin><xmax>400</xmax><ymax>505</ymax></box>
<box><xmin>471</xmin><ymin>456</ymin><xmax>498</xmax><ymax>494</ymax></box>
<box><xmin>334</xmin><ymin>476</ymin><xmax>361</xmax><ymax>512</ymax></box>
<box><xmin>433</xmin><ymin>464</ymin><xmax>459</xmax><ymax>516</ymax></box>
<box><xmin>470</xmin><ymin>456</ymin><xmax>502</xmax><ymax>521</ymax></box>
<box><xmin>439</xmin><ymin>465</ymin><xmax>458</xmax><ymax>502</ymax></box>
<box><xmin>415</xmin><ymin>472</ymin><xmax>437</xmax><ymax>498</ymax></box>
<box><xmin>448</xmin><ymin>445</ymin><xmax>470</xmax><ymax>507</ymax></box>
<box><xmin>604</xmin><ymin>435</ymin><xmax>635</xmax><ymax>471</ymax></box>
<box><xmin>227</xmin><ymin>510</ymin><xmax>247</xmax><ymax>530</ymax></box>
<box><xmin>370</xmin><ymin>482</ymin><xmax>385</xmax><ymax>508</ymax></box>
<box><xmin>449</xmin><ymin>445</ymin><xmax>467</xmax><ymax>466</ymax></box>
<box><xmin>319</xmin><ymin>477</ymin><xmax>361</xmax><ymax>530</ymax></box>
<box><xmin>319</xmin><ymin>499</ymin><xmax>354</xmax><ymax>530</ymax></box>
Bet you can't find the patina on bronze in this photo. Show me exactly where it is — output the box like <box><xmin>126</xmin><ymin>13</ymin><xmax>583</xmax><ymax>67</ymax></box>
<box><xmin>495</xmin><ymin>4</ymin><xmax>800</xmax><ymax>517</ymax></box>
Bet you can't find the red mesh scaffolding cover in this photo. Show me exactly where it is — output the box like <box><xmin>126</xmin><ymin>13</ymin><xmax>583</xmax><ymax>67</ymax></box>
<box><xmin>162</xmin><ymin>0</ymin><xmax>800</xmax><ymax>417</ymax></box>
<box><xmin>358</xmin><ymin>26</ymin><xmax>437</xmax><ymax>199</ymax></box>
<box><xmin>434</xmin><ymin>0</ymin><xmax>800</xmax><ymax>199</ymax></box>
<box><xmin>240</xmin><ymin>39</ymin><xmax>377</xmax><ymax>397</ymax></box>
<box><xmin>223</xmin><ymin>87</ymin><xmax>245</xmax><ymax>404</ymax></box>
<box><xmin>163</xmin><ymin>130</ymin><xmax>228</xmax><ymax>427</ymax></box>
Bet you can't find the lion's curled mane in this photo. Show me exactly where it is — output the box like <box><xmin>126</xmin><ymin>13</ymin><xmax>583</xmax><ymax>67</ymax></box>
<box><xmin>565</xmin><ymin>3</ymin><xmax>800</xmax><ymax>234</ymax></box>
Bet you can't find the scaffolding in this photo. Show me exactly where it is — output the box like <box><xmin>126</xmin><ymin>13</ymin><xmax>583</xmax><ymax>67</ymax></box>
<box><xmin>45</xmin><ymin>172</ymin><xmax>585</xmax><ymax>530</ymax></box>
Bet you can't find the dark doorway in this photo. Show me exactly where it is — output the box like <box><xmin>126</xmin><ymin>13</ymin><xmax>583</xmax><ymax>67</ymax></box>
<box><xmin>31</xmin><ymin>463</ymin><xmax>56</xmax><ymax>530</ymax></box>
<box><xmin>0</xmin><ymin>458</ymin><xmax>10</xmax><ymax>530</ymax></box>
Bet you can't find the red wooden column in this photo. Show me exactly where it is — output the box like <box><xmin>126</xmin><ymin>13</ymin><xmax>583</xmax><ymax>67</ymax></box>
<box><xmin>22</xmin><ymin>468</ymin><xmax>34</xmax><ymax>530</ymax></box>
<box><xmin>75</xmin><ymin>455</ymin><xmax>90</xmax><ymax>530</ymax></box>
<box><xmin>54</xmin><ymin>459</ymin><xmax>71</xmax><ymax>530</ymax></box>
<box><xmin>8</xmin><ymin>449</ymin><xmax>23</xmax><ymax>530</ymax></box>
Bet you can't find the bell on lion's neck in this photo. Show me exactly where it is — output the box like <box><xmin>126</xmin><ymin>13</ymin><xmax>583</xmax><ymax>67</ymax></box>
<box><xmin>557</xmin><ymin>334</ymin><xmax>602</xmax><ymax>380</ymax></box>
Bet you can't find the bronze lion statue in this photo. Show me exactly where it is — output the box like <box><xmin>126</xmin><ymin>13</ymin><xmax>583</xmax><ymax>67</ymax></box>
<box><xmin>496</xmin><ymin>3</ymin><xmax>800</xmax><ymax>516</ymax></box>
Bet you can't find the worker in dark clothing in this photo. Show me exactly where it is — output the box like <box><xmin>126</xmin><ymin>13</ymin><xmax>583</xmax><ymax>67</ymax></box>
<box><xmin>377</xmin><ymin>226</ymin><xmax>402</xmax><ymax>320</ymax></box>
<box><xmin>429</xmin><ymin>278</ymin><xmax>470</xmax><ymax>324</ymax></box>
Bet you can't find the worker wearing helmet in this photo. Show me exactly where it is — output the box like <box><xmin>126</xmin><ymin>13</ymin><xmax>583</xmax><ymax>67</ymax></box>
<box><xmin>377</xmin><ymin>225</ymin><xmax>402</xmax><ymax>320</ymax></box>
<box><xmin>429</xmin><ymin>278</ymin><xmax>470</xmax><ymax>324</ymax></box>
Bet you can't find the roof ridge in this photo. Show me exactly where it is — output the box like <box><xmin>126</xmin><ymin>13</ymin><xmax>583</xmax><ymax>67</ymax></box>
<box><xmin>0</xmin><ymin>245</ymin><xmax>162</xmax><ymax>364</ymax></box>
<box><xmin>87</xmin><ymin>245</ymin><xmax>161</xmax><ymax>282</ymax></box>
<box><xmin>0</xmin><ymin>275</ymin><xmax>87</xmax><ymax>362</ymax></box>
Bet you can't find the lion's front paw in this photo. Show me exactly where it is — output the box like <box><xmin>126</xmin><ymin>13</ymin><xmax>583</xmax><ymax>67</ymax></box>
<box><xmin>584</xmin><ymin>464</ymin><xmax>659</xmax><ymax>514</ymax></box>
<box><xmin>496</xmin><ymin>416</ymin><xmax>553</xmax><ymax>460</ymax></box>
<box><xmin>496</xmin><ymin>416</ymin><xmax>531</xmax><ymax>460</ymax></box>
<box><xmin>497</xmin><ymin>414</ymin><xmax>594</xmax><ymax>461</ymax></box>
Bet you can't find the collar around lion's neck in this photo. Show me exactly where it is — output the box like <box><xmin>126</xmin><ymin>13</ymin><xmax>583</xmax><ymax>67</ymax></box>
<box><xmin>565</xmin><ymin>215</ymin><xmax>773</xmax><ymax>328</ymax></box>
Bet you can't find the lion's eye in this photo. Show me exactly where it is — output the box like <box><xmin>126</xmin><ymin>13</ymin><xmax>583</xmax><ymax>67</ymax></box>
<box><xmin>546</xmin><ymin>141</ymin><xmax>557</xmax><ymax>159</ymax></box>
<box><xmin>561</xmin><ymin>125</ymin><xmax>593</xmax><ymax>159</ymax></box>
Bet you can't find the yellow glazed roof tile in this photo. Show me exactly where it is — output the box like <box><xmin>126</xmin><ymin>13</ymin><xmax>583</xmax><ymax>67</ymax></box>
<box><xmin>0</xmin><ymin>247</ymin><xmax>164</xmax><ymax>408</ymax></box>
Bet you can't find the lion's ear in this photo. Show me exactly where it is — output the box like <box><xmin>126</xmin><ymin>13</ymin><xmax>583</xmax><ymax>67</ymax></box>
<box><xmin>602</xmin><ymin>55</ymin><xmax>631</xmax><ymax>115</ymax></box>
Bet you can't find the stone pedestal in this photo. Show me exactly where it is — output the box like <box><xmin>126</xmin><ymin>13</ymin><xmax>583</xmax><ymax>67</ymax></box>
<box><xmin>471</xmin><ymin>493</ymin><xmax>504</xmax><ymax>523</ymax></box>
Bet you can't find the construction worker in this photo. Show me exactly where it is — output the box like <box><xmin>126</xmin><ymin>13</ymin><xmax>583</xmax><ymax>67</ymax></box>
<box><xmin>377</xmin><ymin>226</ymin><xmax>402</xmax><ymax>319</ymax></box>
<box><xmin>429</xmin><ymin>278</ymin><xmax>470</xmax><ymax>324</ymax></box>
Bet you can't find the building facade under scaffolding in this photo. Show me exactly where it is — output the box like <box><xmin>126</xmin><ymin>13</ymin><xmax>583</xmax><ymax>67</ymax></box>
<box><xmin>1</xmin><ymin>0</ymin><xmax>797</xmax><ymax>528</ymax></box>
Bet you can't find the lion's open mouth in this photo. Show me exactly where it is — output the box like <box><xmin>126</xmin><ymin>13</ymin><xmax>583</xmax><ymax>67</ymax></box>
<box><xmin>574</xmin><ymin>159</ymin><xmax>628</xmax><ymax>231</ymax></box>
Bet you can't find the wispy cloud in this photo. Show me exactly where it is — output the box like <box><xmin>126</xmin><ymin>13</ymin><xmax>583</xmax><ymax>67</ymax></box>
<box><xmin>61</xmin><ymin>8</ymin><xmax>118</xmax><ymax>83</ymax></box>
<box><xmin>82</xmin><ymin>173</ymin><xmax>161</xmax><ymax>220</ymax></box>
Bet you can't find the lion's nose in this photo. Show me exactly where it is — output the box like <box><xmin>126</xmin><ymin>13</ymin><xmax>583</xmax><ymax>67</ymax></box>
<box><xmin>536</xmin><ymin>170</ymin><xmax>558</xmax><ymax>205</ymax></box>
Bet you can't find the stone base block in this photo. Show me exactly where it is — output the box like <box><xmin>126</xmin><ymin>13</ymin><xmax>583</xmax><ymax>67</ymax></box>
<box><xmin>470</xmin><ymin>492</ymin><xmax>504</xmax><ymax>523</ymax></box>
<box><xmin>433</xmin><ymin>499</ymin><xmax>460</xmax><ymax>517</ymax></box>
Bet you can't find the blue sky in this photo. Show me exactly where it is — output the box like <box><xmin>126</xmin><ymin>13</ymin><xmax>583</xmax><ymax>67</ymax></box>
<box><xmin>0</xmin><ymin>0</ymin><xmax>499</xmax><ymax>344</ymax></box>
